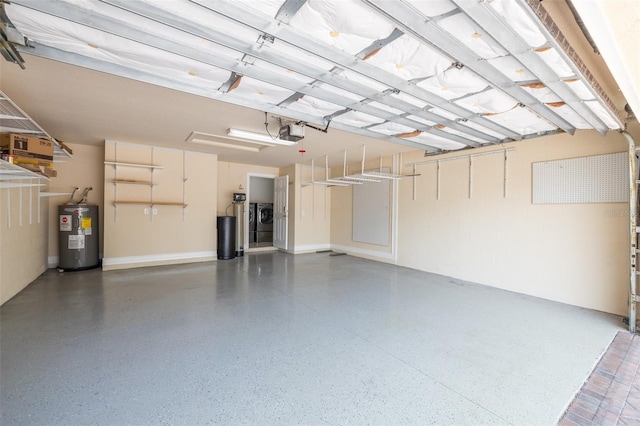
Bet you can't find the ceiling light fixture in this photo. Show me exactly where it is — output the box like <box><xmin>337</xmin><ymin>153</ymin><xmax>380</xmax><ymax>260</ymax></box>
<box><xmin>227</xmin><ymin>128</ymin><xmax>297</xmax><ymax>146</ymax></box>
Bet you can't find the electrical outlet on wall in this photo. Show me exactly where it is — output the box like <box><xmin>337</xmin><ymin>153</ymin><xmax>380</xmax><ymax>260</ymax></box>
<box><xmin>152</xmin><ymin>208</ymin><xmax>158</xmax><ymax>215</ymax></box>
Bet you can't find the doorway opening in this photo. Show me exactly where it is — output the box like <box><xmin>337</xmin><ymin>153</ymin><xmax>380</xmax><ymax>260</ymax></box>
<box><xmin>248</xmin><ymin>176</ymin><xmax>275</xmax><ymax>249</ymax></box>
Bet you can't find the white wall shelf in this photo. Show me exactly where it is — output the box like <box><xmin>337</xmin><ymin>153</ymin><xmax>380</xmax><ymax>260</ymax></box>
<box><xmin>0</xmin><ymin>159</ymin><xmax>50</xmax><ymax>189</ymax></box>
<box><xmin>107</xmin><ymin>155</ymin><xmax>186</xmax><ymax>220</ymax></box>
<box><xmin>39</xmin><ymin>192</ymin><xmax>73</xmax><ymax>197</ymax></box>
<box><xmin>113</xmin><ymin>201</ymin><xmax>187</xmax><ymax>207</ymax></box>
<box><xmin>113</xmin><ymin>179</ymin><xmax>156</xmax><ymax>186</ymax></box>
<box><xmin>1</xmin><ymin>90</ymin><xmax>73</xmax><ymax>159</ymax></box>
<box><xmin>104</xmin><ymin>161</ymin><xmax>163</xmax><ymax>169</ymax></box>
<box><xmin>1</xmin><ymin>182</ymin><xmax>46</xmax><ymax>189</ymax></box>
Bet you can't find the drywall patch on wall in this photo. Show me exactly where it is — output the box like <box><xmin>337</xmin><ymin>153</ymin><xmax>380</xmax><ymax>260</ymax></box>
<box><xmin>533</xmin><ymin>152</ymin><xmax>628</xmax><ymax>204</ymax></box>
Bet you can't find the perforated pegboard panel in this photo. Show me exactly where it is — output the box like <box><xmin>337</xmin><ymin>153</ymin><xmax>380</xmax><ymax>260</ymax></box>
<box><xmin>532</xmin><ymin>152</ymin><xmax>628</xmax><ymax>204</ymax></box>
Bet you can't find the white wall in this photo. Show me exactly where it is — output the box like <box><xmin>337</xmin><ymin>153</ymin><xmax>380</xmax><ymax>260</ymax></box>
<box><xmin>330</xmin><ymin>156</ymin><xmax>397</xmax><ymax>262</ymax></box>
<box><xmin>289</xmin><ymin>164</ymin><xmax>331</xmax><ymax>253</ymax></box>
<box><xmin>0</xmin><ymin>178</ymin><xmax>48</xmax><ymax>305</ymax></box>
<box><xmin>332</xmin><ymin>130</ymin><xmax>632</xmax><ymax>315</ymax></box>
<box><xmin>217</xmin><ymin>161</ymin><xmax>279</xmax><ymax>216</ymax></box>
<box><xmin>46</xmin><ymin>143</ymin><xmax>104</xmax><ymax>267</ymax></box>
<box><xmin>1</xmin><ymin>142</ymin><xmax>104</xmax><ymax>305</ymax></box>
<box><xmin>103</xmin><ymin>141</ymin><xmax>218</xmax><ymax>270</ymax></box>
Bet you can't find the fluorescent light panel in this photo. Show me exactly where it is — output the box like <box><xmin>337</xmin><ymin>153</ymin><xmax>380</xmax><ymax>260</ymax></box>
<box><xmin>227</xmin><ymin>128</ymin><xmax>298</xmax><ymax>146</ymax></box>
<box><xmin>190</xmin><ymin>139</ymin><xmax>261</xmax><ymax>152</ymax></box>
<box><xmin>186</xmin><ymin>131</ymin><xmax>264</xmax><ymax>152</ymax></box>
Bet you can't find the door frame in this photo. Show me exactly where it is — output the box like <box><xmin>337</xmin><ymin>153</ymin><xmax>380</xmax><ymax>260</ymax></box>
<box><xmin>273</xmin><ymin>174</ymin><xmax>289</xmax><ymax>251</ymax></box>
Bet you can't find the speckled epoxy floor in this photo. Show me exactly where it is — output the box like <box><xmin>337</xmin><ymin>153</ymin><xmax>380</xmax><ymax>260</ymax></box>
<box><xmin>0</xmin><ymin>252</ymin><xmax>623</xmax><ymax>425</ymax></box>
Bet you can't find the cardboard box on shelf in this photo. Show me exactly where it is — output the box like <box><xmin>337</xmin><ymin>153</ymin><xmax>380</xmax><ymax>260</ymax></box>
<box><xmin>1</xmin><ymin>133</ymin><xmax>54</xmax><ymax>162</ymax></box>
<box><xmin>17</xmin><ymin>163</ymin><xmax>58</xmax><ymax>178</ymax></box>
<box><xmin>41</xmin><ymin>168</ymin><xmax>57</xmax><ymax>178</ymax></box>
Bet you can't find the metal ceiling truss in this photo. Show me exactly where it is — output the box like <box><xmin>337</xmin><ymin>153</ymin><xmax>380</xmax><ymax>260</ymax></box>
<box><xmin>6</xmin><ymin>0</ymin><xmax>622</xmax><ymax>155</ymax></box>
<box><xmin>451</xmin><ymin>0</ymin><xmax>609</xmax><ymax>134</ymax></box>
<box><xmin>274</xmin><ymin>0</ymin><xmax>308</xmax><ymax>24</ymax></box>
<box><xmin>356</xmin><ymin>28</ymin><xmax>405</xmax><ymax>60</ymax></box>
<box><xmin>361</xmin><ymin>0</ymin><xmax>577</xmax><ymax>135</ymax></box>
<box><xmin>15</xmin><ymin>0</ymin><xmax>491</xmax><ymax>151</ymax></box>
<box><xmin>22</xmin><ymin>42</ymin><xmax>440</xmax><ymax>154</ymax></box>
<box><xmin>13</xmin><ymin>0</ymin><xmax>448</xmax><ymax>151</ymax></box>
<box><xmin>189</xmin><ymin>0</ymin><xmax>522</xmax><ymax>140</ymax></box>
<box><xmin>103</xmin><ymin>0</ymin><xmax>504</xmax><ymax>145</ymax></box>
<box><xmin>0</xmin><ymin>1</ymin><xmax>28</xmax><ymax>69</ymax></box>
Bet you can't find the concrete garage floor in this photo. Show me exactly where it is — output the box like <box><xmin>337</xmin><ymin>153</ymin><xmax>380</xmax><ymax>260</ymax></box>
<box><xmin>0</xmin><ymin>252</ymin><xmax>623</xmax><ymax>425</ymax></box>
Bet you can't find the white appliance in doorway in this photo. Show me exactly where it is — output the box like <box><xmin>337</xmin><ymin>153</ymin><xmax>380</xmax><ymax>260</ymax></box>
<box><xmin>256</xmin><ymin>203</ymin><xmax>273</xmax><ymax>243</ymax></box>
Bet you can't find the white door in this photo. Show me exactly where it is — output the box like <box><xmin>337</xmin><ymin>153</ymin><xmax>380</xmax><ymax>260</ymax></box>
<box><xmin>273</xmin><ymin>175</ymin><xmax>288</xmax><ymax>250</ymax></box>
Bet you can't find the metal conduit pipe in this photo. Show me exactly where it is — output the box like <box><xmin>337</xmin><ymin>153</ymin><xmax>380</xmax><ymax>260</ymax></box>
<box><xmin>623</xmin><ymin>130</ymin><xmax>637</xmax><ymax>333</ymax></box>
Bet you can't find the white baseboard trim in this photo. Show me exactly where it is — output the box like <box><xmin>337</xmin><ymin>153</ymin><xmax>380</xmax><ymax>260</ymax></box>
<box><xmin>330</xmin><ymin>244</ymin><xmax>396</xmax><ymax>262</ymax></box>
<box><xmin>245</xmin><ymin>246</ymin><xmax>278</xmax><ymax>253</ymax></box>
<box><xmin>102</xmin><ymin>251</ymin><xmax>216</xmax><ymax>270</ymax></box>
<box><xmin>292</xmin><ymin>243</ymin><xmax>331</xmax><ymax>254</ymax></box>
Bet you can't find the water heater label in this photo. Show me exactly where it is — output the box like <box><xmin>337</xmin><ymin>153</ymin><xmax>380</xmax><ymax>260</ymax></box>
<box><xmin>68</xmin><ymin>235</ymin><xmax>85</xmax><ymax>249</ymax></box>
<box><xmin>82</xmin><ymin>217</ymin><xmax>92</xmax><ymax>229</ymax></box>
<box><xmin>59</xmin><ymin>215</ymin><xmax>72</xmax><ymax>232</ymax></box>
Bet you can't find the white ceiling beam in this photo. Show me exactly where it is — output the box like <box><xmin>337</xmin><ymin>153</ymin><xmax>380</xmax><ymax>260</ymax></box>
<box><xmin>15</xmin><ymin>0</ymin><xmax>484</xmax><ymax>148</ymax></box>
<box><xmin>451</xmin><ymin>0</ymin><xmax>609</xmax><ymax>135</ymax></box>
<box><xmin>98</xmin><ymin>0</ymin><xmax>497</xmax><ymax>144</ymax></box>
<box><xmin>362</xmin><ymin>0</ymin><xmax>577</xmax><ymax>136</ymax></box>
<box><xmin>18</xmin><ymin>42</ymin><xmax>439</xmax><ymax>152</ymax></box>
<box><xmin>356</xmin><ymin>28</ymin><xmax>405</xmax><ymax>60</ymax></box>
<box><xmin>189</xmin><ymin>0</ymin><xmax>521</xmax><ymax>141</ymax></box>
<box><xmin>275</xmin><ymin>0</ymin><xmax>308</xmax><ymax>24</ymax></box>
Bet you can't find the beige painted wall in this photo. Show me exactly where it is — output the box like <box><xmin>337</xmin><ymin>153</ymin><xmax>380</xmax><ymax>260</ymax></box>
<box><xmin>103</xmin><ymin>141</ymin><xmax>217</xmax><ymax>270</ymax></box>
<box><xmin>294</xmin><ymin>164</ymin><xmax>331</xmax><ymax>252</ymax></box>
<box><xmin>46</xmin><ymin>143</ymin><xmax>104</xmax><ymax>267</ymax></box>
<box><xmin>0</xmin><ymin>173</ymin><xmax>49</xmax><ymax>305</ymax></box>
<box><xmin>329</xmin><ymin>157</ymin><xmax>397</xmax><ymax>261</ymax></box>
<box><xmin>330</xmin><ymin>130</ymin><xmax>633</xmax><ymax>315</ymax></box>
<box><xmin>396</xmin><ymin>130</ymin><xmax>629</xmax><ymax>315</ymax></box>
<box><xmin>217</xmin><ymin>161</ymin><xmax>279</xmax><ymax>251</ymax></box>
<box><xmin>217</xmin><ymin>161</ymin><xmax>279</xmax><ymax>216</ymax></box>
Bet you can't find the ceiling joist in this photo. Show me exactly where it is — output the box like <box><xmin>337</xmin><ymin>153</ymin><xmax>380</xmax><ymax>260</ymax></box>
<box><xmin>13</xmin><ymin>0</ymin><xmax>487</xmax><ymax>149</ymax></box>
<box><xmin>4</xmin><ymin>0</ymin><xmax>624</xmax><ymax>157</ymax></box>
<box><xmin>361</xmin><ymin>0</ymin><xmax>577</xmax><ymax>135</ymax></box>
<box><xmin>450</xmin><ymin>0</ymin><xmax>609</xmax><ymax>134</ymax></box>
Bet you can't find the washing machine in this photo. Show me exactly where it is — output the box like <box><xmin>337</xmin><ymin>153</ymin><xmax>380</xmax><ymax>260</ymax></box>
<box><xmin>256</xmin><ymin>202</ymin><xmax>273</xmax><ymax>244</ymax></box>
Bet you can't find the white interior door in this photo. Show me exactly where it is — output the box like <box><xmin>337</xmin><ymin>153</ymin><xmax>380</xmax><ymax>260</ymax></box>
<box><xmin>273</xmin><ymin>175</ymin><xmax>288</xmax><ymax>250</ymax></box>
